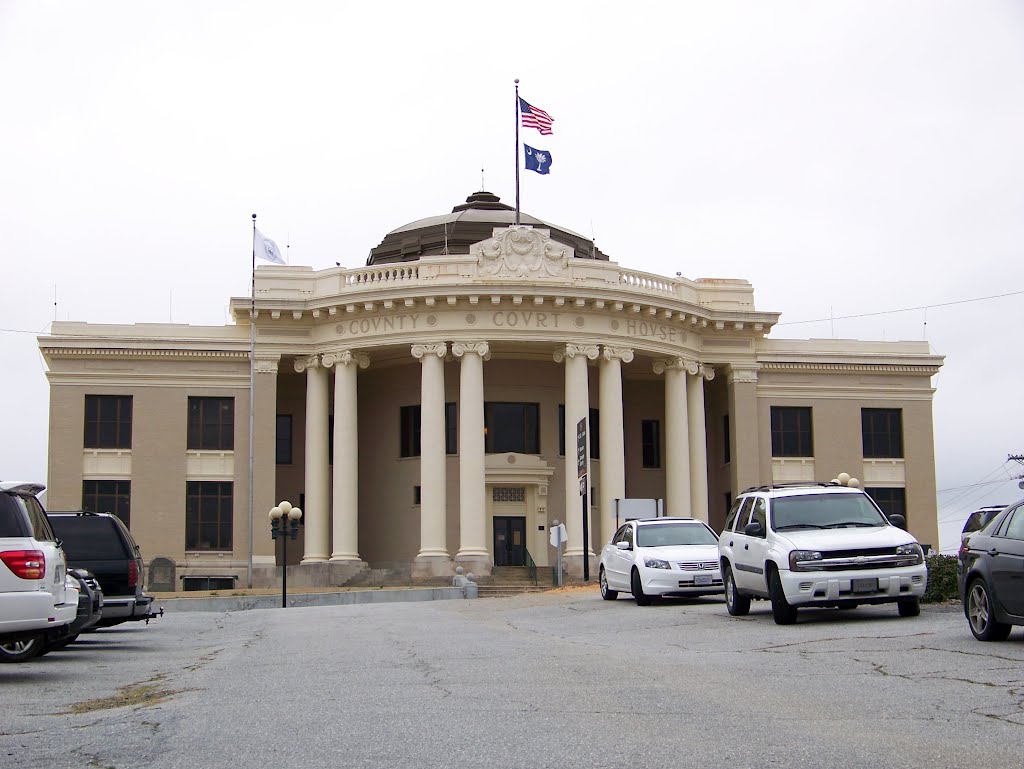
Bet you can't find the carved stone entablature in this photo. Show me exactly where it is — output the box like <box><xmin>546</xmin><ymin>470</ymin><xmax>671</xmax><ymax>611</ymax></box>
<box><xmin>601</xmin><ymin>346</ymin><xmax>635</xmax><ymax>364</ymax></box>
<box><xmin>472</xmin><ymin>226</ymin><xmax>571</xmax><ymax>279</ymax></box>
<box><xmin>254</xmin><ymin>354</ymin><xmax>280</xmax><ymax>374</ymax></box>
<box><xmin>552</xmin><ymin>344</ymin><xmax>599</xmax><ymax>364</ymax></box>
<box><xmin>322</xmin><ymin>350</ymin><xmax>370</xmax><ymax>370</ymax></box>
<box><xmin>652</xmin><ymin>357</ymin><xmax>700</xmax><ymax>376</ymax></box>
<box><xmin>411</xmin><ymin>342</ymin><xmax>448</xmax><ymax>360</ymax></box>
<box><xmin>293</xmin><ymin>354</ymin><xmax>321</xmax><ymax>373</ymax></box>
<box><xmin>451</xmin><ymin>341</ymin><xmax>491</xmax><ymax>360</ymax></box>
<box><xmin>726</xmin><ymin>363</ymin><xmax>760</xmax><ymax>384</ymax></box>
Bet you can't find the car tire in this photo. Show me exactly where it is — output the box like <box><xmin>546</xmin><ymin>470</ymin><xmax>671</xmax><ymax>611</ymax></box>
<box><xmin>769</xmin><ymin>568</ymin><xmax>798</xmax><ymax>625</ymax></box>
<box><xmin>0</xmin><ymin>636</ymin><xmax>47</xmax><ymax>663</ymax></box>
<box><xmin>599</xmin><ymin>567</ymin><xmax>618</xmax><ymax>601</ymax></box>
<box><xmin>897</xmin><ymin>597</ymin><xmax>920</xmax><ymax>618</ymax></box>
<box><xmin>966</xmin><ymin>578</ymin><xmax>1012</xmax><ymax>641</ymax></box>
<box><xmin>724</xmin><ymin>564</ymin><xmax>750</xmax><ymax>616</ymax></box>
<box><xmin>631</xmin><ymin>568</ymin><xmax>653</xmax><ymax>606</ymax></box>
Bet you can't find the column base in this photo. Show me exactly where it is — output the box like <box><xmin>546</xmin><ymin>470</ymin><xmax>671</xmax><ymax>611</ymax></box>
<box><xmin>411</xmin><ymin>554</ymin><xmax>453</xmax><ymax>580</ymax></box>
<box><xmin>454</xmin><ymin>553</ymin><xmax>492</xmax><ymax>578</ymax></box>
<box><xmin>282</xmin><ymin>560</ymin><xmax>368</xmax><ymax>588</ymax></box>
<box><xmin>562</xmin><ymin>553</ymin><xmax>598</xmax><ymax>583</ymax></box>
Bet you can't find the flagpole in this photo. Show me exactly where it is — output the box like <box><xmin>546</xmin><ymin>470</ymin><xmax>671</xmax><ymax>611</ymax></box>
<box><xmin>247</xmin><ymin>213</ymin><xmax>257</xmax><ymax>589</ymax></box>
<box><xmin>514</xmin><ymin>78</ymin><xmax>521</xmax><ymax>226</ymax></box>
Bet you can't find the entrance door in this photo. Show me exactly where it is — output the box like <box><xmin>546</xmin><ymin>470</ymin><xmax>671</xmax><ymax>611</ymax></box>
<box><xmin>493</xmin><ymin>516</ymin><xmax>527</xmax><ymax>566</ymax></box>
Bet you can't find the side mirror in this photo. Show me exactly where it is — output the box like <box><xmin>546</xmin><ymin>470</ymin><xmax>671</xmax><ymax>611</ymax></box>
<box><xmin>615</xmin><ymin>540</ymin><xmax>632</xmax><ymax>551</ymax></box>
<box><xmin>888</xmin><ymin>514</ymin><xmax>907</xmax><ymax>530</ymax></box>
<box><xmin>744</xmin><ymin>521</ymin><xmax>765</xmax><ymax>538</ymax></box>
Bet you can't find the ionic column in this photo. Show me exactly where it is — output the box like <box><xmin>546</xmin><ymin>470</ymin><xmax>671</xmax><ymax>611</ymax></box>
<box><xmin>554</xmin><ymin>343</ymin><xmax>599</xmax><ymax>574</ymax></box>
<box><xmin>653</xmin><ymin>357</ymin><xmax>697</xmax><ymax>516</ymax></box>
<box><xmin>452</xmin><ymin>341</ymin><xmax>491</xmax><ymax>574</ymax></box>
<box><xmin>599</xmin><ymin>346</ymin><xmax>633</xmax><ymax>546</ymax></box>
<box><xmin>687</xmin><ymin>363</ymin><xmax>715</xmax><ymax>522</ymax></box>
<box><xmin>322</xmin><ymin>350</ymin><xmax>369</xmax><ymax>562</ymax></box>
<box><xmin>294</xmin><ymin>354</ymin><xmax>329</xmax><ymax>563</ymax></box>
<box><xmin>411</xmin><ymin>343</ymin><xmax>450</xmax><ymax>577</ymax></box>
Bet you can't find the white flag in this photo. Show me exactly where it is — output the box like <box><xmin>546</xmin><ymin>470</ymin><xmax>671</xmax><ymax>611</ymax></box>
<box><xmin>254</xmin><ymin>228</ymin><xmax>285</xmax><ymax>265</ymax></box>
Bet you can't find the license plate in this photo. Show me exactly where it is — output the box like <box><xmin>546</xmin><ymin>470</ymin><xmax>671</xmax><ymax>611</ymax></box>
<box><xmin>694</xmin><ymin>574</ymin><xmax>713</xmax><ymax>586</ymax></box>
<box><xmin>852</xmin><ymin>577</ymin><xmax>878</xmax><ymax>593</ymax></box>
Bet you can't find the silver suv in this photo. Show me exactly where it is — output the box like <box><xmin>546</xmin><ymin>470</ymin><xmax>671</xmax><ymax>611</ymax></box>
<box><xmin>0</xmin><ymin>482</ymin><xmax>78</xmax><ymax>661</ymax></box>
<box><xmin>718</xmin><ymin>482</ymin><xmax>927</xmax><ymax>625</ymax></box>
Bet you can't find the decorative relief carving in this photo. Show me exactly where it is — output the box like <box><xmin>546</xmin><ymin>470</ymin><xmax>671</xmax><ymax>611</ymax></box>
<box><xmin>411</xmin><ymin>342</ymin><xmax>448</xmax><ymax>360</ymax></box>
<box><xmin>321</xmin><ymin>350</ymin><xmax>370</xmax><ymax>370</ymax></box>
<box><xmin>451</xmin><ymin>341</ymin><xmax>491</xmax><ymax>360</ymax></box>
<box><xmin>601</xmin><ymin>346</ymin><xmax>635</xmax><ymax>364</ymax></box>
<box><xmin>293</xmin><ymin>354</ymin><xmax>321</xmax><ymax>373</ymax></box>
<box><xmin>474</xmin><ymin>226</ymin><xmax>570</xmax><ymax>279</ymax></box>
<box><xmin>553</xmin><ymin>344</ymin><xmax>600</xmax><ymax>364</ymax></box>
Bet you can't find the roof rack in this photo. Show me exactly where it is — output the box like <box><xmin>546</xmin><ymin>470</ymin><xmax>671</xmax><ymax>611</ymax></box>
<box><xmin>740</xmin><ymin>482</ymin><xmax>838</xmax><ymax>494</ymax></box>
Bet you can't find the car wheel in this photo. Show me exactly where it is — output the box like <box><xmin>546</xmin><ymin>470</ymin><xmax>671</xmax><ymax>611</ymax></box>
<box><xmin>897</xmin><ymin>597</ymin><xmax>920</xmax><ymax>618</ymax></box>
<box><xmin>769</xmin><ymin>568</ymin><xmax>798</xmax><ymax>625</ymax></box>
<box><xmin>0</xmin><ymin>636</ymin><xmax>46</xmax><ymax>663</ymax></box>
<box><xmin>631</xmin><ymin>568</ymin><xmax>653</xmax><ymax>606</ymax></box>
<box><xmin>724</xmin><ymin>564</ymin><xmax>750</xmax><ymax>616</ymax></box>
<box><xmin>966</xmin><ymin>579</ymin><xmax>1012</xmax><ymax>641</ymax></box>
<box><xmin>599</xmin><ymin>567</ymin><xmax>618</xmax><ymax>601</ymax></box>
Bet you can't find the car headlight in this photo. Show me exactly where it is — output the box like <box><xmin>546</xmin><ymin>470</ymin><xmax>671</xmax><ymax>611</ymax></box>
<box><xmin>643</xmin><ymin>557</ymin><xmax>671</xmax><ymax>570</ymax></box>
<box><xmin>789</xmin><ymin>550</ymin><xmax>823</xmax><ymax>571</ymax></box>
<box><xmin>895</xmin><ymin>543</ymin><xmax>924</xmax><ymax>565</ymax></box>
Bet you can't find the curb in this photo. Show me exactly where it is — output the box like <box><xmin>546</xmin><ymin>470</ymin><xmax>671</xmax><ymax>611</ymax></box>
<box><xmin>156</xmin><ymin>585</ymin><xmax>476</xmax><ymax>613</ymax></box>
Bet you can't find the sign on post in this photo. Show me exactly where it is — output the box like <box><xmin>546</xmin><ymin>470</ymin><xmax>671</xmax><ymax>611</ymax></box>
<box><xmin>576</xmin><ymin>417</ymin><xmax>590</xmax><ymax>581</ymax></box>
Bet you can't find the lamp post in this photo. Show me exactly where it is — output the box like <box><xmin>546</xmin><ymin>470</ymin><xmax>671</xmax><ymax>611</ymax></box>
<box><xmin>269</xmin><ymin>501</ymin><xmax>302</xmax><ymax>608</ymax></box>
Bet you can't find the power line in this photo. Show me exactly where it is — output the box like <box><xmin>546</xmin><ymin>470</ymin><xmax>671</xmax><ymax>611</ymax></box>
<box><xmin>775</xmin><ymin>289</ymin><xmax>1024</xmax><ymax>326</ymax></box>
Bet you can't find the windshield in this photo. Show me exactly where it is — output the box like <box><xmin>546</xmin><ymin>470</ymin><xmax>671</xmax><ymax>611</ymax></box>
<box><xmin>636</xmin><ymin>522</ymin><xmax>718</xmax><ymax>547</ymax></box>
<box><xmin>771</xmin><ymin>493</ymin><xmax>888</xmax><ymax>530</ymax></box>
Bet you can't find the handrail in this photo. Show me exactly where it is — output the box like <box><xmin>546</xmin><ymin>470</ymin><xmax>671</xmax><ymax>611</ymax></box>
<box><xmin>524</xmin><ymin>548</ymin><xmax>538</xmax><ymax>585</ymax></box>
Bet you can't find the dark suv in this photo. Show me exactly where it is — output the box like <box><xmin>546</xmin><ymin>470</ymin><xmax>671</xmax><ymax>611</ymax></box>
<box><xmin>47</xmin><ymin>512</ymin><xmax>157</xmax><ymax>627</ymax></box>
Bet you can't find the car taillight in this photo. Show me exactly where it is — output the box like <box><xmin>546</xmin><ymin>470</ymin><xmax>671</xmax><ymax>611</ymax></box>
<box><xmin>1</xmin><ymin>550</ymin><xmax>46</xmax><ymax>580</ymax></box>
<box><xmin>128</xmin><ymin>559</ymin><xmax>138</xmax><ymax>588</ymax></box>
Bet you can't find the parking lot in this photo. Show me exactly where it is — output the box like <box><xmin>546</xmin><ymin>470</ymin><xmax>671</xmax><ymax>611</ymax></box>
<box><xmin>2</xmin><ymin>589</ymin><xmax>1021</xmax><ymax>769</ymax></box>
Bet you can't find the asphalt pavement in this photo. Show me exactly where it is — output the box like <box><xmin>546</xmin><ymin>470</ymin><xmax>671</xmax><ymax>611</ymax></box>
<box><xmin>1</xmin><ymin>590</ymin><xmax>1021</xmax><ymax>769</ymax></box>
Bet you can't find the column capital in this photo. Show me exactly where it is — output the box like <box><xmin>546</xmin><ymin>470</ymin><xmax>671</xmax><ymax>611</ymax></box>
<box><xmin>726</xmin><ymin>363</ymin><xmax>760</xmax><ymax>384</ymax></box>
<box><xmin>601</xmin><ymin>346</ymin><xmax>634</xmax><ymax>364</ymax></box>
<box><xmin>699</xmin><ymin>362</ymin><xmax>716</xmax><ymax>381</ymax></box>
<box><xmin>322</xmin><ymin>349</ymin><xmax>370</xmax><ymax>369</ymax></box>
<box><xmin>293</xmin><ymin>354</ymin><xmax>321</xmax><ymax>373</ymax></box>
<box><xmin>553</xmin><ymin>343</ymin><xmax>599</xmax><ymax>363</ymax></box>
<box><xmin>451</xmin><ymin>341</ymin><xmax>490</xmax><ymax>360</ymax></box>
<box><xmin>652</xmin><ymin>356</ymin><xmax>699</xmax><ymax>376</ymax></box>
<box><xmin>412</xmin><ymin>342</ymin><xmax>448</xmax><ymax>360</ymax></box>
<box><xmin>254</xmin><ymin>354</ymin><xmax>280</xmax><ymax>374</ymax></box>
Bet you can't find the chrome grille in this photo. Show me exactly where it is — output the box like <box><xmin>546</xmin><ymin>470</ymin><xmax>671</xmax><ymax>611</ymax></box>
<box><xmin>677</xmin><ymin>561</ymin><xmax>718</xmax><ymax>571</ymax></box>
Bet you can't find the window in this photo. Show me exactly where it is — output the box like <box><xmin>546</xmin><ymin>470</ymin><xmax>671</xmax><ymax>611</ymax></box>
<box><xmin>770</xmin><ymin>406</ymin><xmax>813</xmax><ymax>457</ymax></box>
<box><xmin>484</xmin><ymin>402</ymin><xmax>539</xmax><ymax>454</ymax></box>
<box><xmin>82</xmin><ymin>480</ymin><xmax>131</xmax><ymax>527</ymax></box>
<box><xmin>862</xmin><ymin>408</ymin><xmax>903</xmax><ymax>458</ymax></box>
<box><xmin>866</xmin><ymin>487</ymin><xmax>906</xmax><ymax>521</ymax></box>
<box><xmin>1001</xmin><ymin>507</ymin><xmax>1024</xmax><ymax>540</ymax></box>
<box><xmin>187</xmin><ymin>397</ymin><xmax>234</xmax><ymax>451</ymax></box>
<box><xmin>399</xmin><ymin>403</ymin><xmax>457</xmax><ymax>458</ymax></box>
<box><xmin>185</xmin><ymin>481</ymin><xmax>233</xmax><ymax>551</ymax></box>
<box><xmin>723</xmin><ymin>414</ymin><xmax>731</xmax><ymax>464</ymax></box>
<box><xmin>276</xmin><ymin>415</ymin><xmax>292</xmax><ymax>465</ymax></box>
<box><xmin>413</xmin><ymin>486</ymin><xmax>421</xmax><ymax>505</ymax></box>
<box><xmin>84</xmin><ymin>395</ymin><xmax>132</xmax><ymax>449</ymax></box>
<box><xmin>558</xmin><ymin>406</ymin><xmax>600</xmax><ymax>458</ymax></box>
<box><xmin>641</xmin><ymin>420</ymin><xmax>661</xmax><ymax>468</ymax></box>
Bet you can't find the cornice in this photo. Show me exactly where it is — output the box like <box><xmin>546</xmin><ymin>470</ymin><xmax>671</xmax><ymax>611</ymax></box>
<box><xmin>759</xmin><ymin>362</ymin><xmax>942</xmax><ymax>376</ymax></box>
<box><xmin>41</xmin><ymin>347</ymin><xmax>250</xmax><ymax>361</ymax></box>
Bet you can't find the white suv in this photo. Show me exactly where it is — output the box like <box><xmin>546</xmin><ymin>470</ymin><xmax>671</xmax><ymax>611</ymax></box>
<box><xmin>718</xmin><ymin>483</ymin><xmax>927</xmax><ymax>625</ymax></box>
<box><xmin>1</xmin><ymin>481</ymin><xmax>78</xmax><ymax>661</ymax></box>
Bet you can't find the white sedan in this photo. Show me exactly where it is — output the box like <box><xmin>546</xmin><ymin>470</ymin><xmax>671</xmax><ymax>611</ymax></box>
<box><xmin>599</xmin><ymin>517</ymin><xmax>722</xmax><ymax>605</ymax></box>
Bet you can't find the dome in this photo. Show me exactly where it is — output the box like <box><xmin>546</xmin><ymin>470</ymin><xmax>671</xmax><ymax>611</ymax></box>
<box><xmin>366</xmin><ymin>191</ymin><xmax>609</xmax><ymax>265</ymax></box>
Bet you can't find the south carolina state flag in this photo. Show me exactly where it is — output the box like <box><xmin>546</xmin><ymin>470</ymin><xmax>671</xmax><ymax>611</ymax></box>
<box><xmin>524</xmin><ymin>144</ymin><xmax>553</xmax><ymax>175</ymax></box>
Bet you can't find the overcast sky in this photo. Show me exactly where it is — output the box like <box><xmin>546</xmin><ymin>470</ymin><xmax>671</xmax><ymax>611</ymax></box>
<box><xmin>2</xmin><ymin>1</ymin><xmax>1022</xmax><ymax>553</ymax></box>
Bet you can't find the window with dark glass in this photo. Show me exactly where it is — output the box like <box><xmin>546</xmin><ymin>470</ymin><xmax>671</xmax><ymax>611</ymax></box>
<box><xmin>484</xmin><ymin>402</ymin><xmax>540</xmax><ymax>454</ymax></box>
<box><xmin>82</xmin><ymin>480</ymin><xmax>131</xmax><ymax>527</ymax></box>
<box><xmin>641</xmin><ymin>420</ymin><xmax>661</xmax><ymax>468</ymax></box>
<box><xmin>723</xmin><ymin>414</ymin><xmax>731</xmax><ymax>464</ymax></box>
<box><xmin>866</xmin><ymin>487</ymin><xmax>906</xmax><ymax>521</ymax></box>
<box><xmin>400</xmin><ymin>404</ymin><xmax>457</xmax><ymax>457</ymax></box>
<box><xmin>186</xmin><ymin>481</ymin><xmax>233</xmax><ymax>551</ymax></box>
<box><xmin>770</xmin><ymin>406</ymin><xmax>813</xmax><ymax>457</ymax></box>
<box><xmin>558</xmin><ymin>406</ymin><xmax>600</xmax><ymax>458</ymax></box>
<box><xmin>862</xmin><ymin>408</ymin><xmax>903</xmax><ymax>459</ymax></box>
<box><xmin>276</xmin><ymin>415</ymin><xmax>292</xmax><ymax>465</ymax></box>
<box><xmin>84</xmin><ymin>395</ymin><xmax>132</xmax><ymax>449</ymax></box>
<box><xmin>187</xmin><ymin>397</ymin><xmax>234</xmax><ymax>451</ymax></box>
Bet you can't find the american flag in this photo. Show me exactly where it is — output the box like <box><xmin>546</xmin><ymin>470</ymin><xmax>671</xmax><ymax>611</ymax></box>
<box><xmin>519</xmin><ymin>97</ymin><xmax>554</xmax><ymax>135</ymax></box>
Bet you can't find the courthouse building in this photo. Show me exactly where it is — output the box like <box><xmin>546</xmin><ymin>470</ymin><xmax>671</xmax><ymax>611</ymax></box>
<box><xmin>39</xmin><ymin>191</ymin><xmax>944</xmax><ymax>588</ymax></box>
